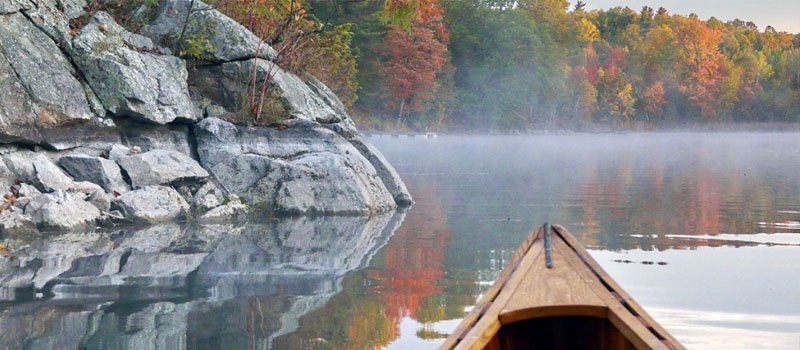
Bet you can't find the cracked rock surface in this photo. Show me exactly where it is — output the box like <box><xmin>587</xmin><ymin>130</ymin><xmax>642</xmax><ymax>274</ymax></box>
<box><xmin>0</xmin><ymin>0</ymin><xmax>411</xmax><ymax>231</ymax></box>
<box><xmin>72</xmin><ymin>12</ymin><xmax>196</xmax><ymax>124</ymax></box>
<box><xmin>196</xmin><ymin>117</ymin><xmax>396</xmax><ymax>214</ymax></box>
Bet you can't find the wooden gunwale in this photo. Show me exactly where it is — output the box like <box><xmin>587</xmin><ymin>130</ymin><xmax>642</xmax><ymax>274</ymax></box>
<box><xmin>439</xmin><ymin>229</ymin><xmax>541</xmax><ymax>349</ymax></box>
<box><xmin>441</xmin><ymin>224</ymin><xmax>685</xmax><ymax>350</ymax></box>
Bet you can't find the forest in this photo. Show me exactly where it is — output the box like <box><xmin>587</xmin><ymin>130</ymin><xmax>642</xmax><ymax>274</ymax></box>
<box><xmin>211</xmin><ymin>0</ymin><xmax>800</xmax><ymax>131</ymax></box>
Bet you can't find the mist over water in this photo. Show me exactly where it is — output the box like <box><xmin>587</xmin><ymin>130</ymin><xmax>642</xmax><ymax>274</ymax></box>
<box><xmin>367</xmin><ymin>132</ymin><xmax>800</xmax><ymax>349</ymax></box>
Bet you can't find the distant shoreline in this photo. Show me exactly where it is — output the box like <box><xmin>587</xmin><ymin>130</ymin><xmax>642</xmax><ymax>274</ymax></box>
<box><xmin>361</xmin><ymin>122</ymin><xmax>800</xmax><ymax>136</ymax></box>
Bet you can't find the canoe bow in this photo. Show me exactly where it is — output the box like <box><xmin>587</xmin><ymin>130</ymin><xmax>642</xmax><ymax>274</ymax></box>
<box><xmin>441</xmin><ymin>224</ymin><xmax>684</xmax><ymax>350</ymax></box>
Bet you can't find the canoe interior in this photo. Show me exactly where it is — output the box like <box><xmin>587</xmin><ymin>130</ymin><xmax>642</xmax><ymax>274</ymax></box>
<box><xmin>484</xmin><ymin>316</ymin><xmax>636</xmax><ymax>350</ymax></box>
<box><xmin>442</xmin><ymin>224</ymin><xmax>684</xmax><ymax>350</ymax></box>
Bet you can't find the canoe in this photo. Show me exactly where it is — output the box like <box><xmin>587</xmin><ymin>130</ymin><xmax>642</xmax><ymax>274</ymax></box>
<box><xmin>441</xmin><ymin>224</ymin><xmax>684</xmax><ymax>350</ymax></box>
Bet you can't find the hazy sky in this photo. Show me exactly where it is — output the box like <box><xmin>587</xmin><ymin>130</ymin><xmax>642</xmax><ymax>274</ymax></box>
<box><xmin>584</xmin><ymin>0</ymin><xmax>800</xmax><ymax>33</ymax></box>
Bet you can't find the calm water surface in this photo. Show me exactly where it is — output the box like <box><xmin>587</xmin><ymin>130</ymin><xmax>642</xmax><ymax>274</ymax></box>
<box><xmin>358</xmin><ymin>133</ymin><xmax>800</xmax><ymax>350</ymax></box>
<box><xmin>2</xmin><ymin>133</ymin><xmax>799</xmax><ymax>349</ymax></box>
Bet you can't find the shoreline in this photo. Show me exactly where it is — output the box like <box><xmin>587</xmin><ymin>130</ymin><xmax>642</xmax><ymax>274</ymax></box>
<box><xmin>362</xmin><ymin>121</ymin><xmax>800</xmax><ymax>137</ymax></box>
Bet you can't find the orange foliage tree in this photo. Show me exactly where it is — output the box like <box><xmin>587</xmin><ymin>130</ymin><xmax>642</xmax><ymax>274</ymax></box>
<box><xmin>674</xmin><ymin>18</ymin><xmax>731</xmax><ymax>118</ymax></box>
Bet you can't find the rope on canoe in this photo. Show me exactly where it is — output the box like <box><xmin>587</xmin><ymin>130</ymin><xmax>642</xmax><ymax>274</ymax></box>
<box><xmin>543</xmin><ymin>222</ymin><xmax>554</xmax><ymax>268</ymax></box>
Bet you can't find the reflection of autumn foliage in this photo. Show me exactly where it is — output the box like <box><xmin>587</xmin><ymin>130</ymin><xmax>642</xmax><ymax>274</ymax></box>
<box><xmin>571</xmin><ymin>144</ymin><xmax>785</xmax><ymax>250</ymax></box>
<box><xmin>344</xmin><ymin>296</ymin><xmax>399</xmax><ymax>349</ymax></box>
<box><xmin>273</xmin><ymin>274</ymin><xmax>399</xmax><ymax>350</ymax></box>
<box><xmin>680</xmin><ymin>162</ymin><xmax>722</xmax><ymax>235</ymax></box>
<box><xmin>275</xmin><ymin>179</ymin><xmax>452</xmax><ymax>349</ymax></box>
<box><xmin>368</xmin><ymin>180</ymin><xmax>449</xmax><ymax>321</ymax></box>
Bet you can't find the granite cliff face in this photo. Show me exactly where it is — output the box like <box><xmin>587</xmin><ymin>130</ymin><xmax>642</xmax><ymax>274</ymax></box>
<box><xmin>0</xmin><ymin>0</ymin><xmax>411</xmax><ymax>236</ymax></box>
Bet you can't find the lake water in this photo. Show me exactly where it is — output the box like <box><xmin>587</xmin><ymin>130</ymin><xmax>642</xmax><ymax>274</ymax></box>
<box><xmin>1</xmin><ymin>133</ymin><xmax>799</xmax><ymax>349</ymax></box>
<box><xmin>359</xmin><ymin>133</ymin><xmax>800</xmax><ymax>350</ymax></box>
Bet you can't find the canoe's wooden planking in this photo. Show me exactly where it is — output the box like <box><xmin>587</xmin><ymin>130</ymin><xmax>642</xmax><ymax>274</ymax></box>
<box><xmin>552</xmin><ymin>225</ymin><xmax>684</xmax><ymax>349</ymax></box>
<box><xmin>500</xmin><ymin>235</ymin><xmax>609</xmax><ymax>324</ymax></box>
<box><xmin>441</xmin><ymin>225</ymin><xmax>685</xmax><ymax>350</ymax></box>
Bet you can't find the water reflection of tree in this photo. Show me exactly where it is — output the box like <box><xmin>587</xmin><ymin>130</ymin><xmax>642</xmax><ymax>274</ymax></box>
<box><xmin>569</xmin><ymin>143</ymin><xmax>792</xmax><ymax>251</ymax></box>
<box><xmin>270</xmin><ymin>272</ymin><xmax>397</xmax><ymax>349</ymax></box>
<box><xmin>367</xmin><ymin>178</ymin><xmax>452</xmax><ymax>339</ymax></box>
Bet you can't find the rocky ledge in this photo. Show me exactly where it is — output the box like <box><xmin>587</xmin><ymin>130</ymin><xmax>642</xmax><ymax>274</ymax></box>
<box><xmin>0</xmin><ymin>0</ymin><xmax>411</xmax><ymax>236</ymax></box>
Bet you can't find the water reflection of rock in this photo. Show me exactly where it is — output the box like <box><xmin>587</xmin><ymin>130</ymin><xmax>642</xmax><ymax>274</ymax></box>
<box><xmin>0</xmin><ymin>211</ymin><xmax>406</xmax><ymax>350</ymax></box>
<box><xmin>273</xmin><ymin>177</ymin><xmax>463</xmax><ymax>349</ymax></box>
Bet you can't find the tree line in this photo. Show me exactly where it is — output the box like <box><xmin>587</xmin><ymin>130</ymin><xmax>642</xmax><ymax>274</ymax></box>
<box><xmin>212</xmin><ymin>0</ymin><xmax>800</xmax><ymax>131</ymax></box>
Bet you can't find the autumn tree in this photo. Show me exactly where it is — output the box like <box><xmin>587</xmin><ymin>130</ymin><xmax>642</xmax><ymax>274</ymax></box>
<box><xmin>641</xmin><ymin>81</ymin><xmax>667</xmax><ymax>120</ymax></box>
<box><xmin>571</xmin><ymin>67</ymin><xmax>599</xmax><ymax>123</ymax></box>
<box><xmin>520</xmin><ymin>0</ymin><xmax>568</xmax><ymax>20</ymax></box>
<box><xmin>211</xmin><ymin>0</ymin><xmax>360</xmax><ymax>106</ymax></box>
<box><xmin>377</xmin><ymin>0</ymin><xmax>450</xmax><ymax>124</ymax></box>
<box><xmin>293</xmin><ymin>0</ymin><xmax>800</xmax><ymax>129</ymax></box>
<box><xmin>674</xmin><ymin>18</ymin><xmax>730</xmax><ymax>117</ymax></box>
<box><xmin>597</xmin><ymin>47</ymin><xmax>636</xmax><ymax>123</ymax></box>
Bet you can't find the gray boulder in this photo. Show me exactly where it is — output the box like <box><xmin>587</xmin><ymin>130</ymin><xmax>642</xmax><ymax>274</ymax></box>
<box><xmin>24</xmin><ymin>191</ymin><xmax>102</xmax><ymax>231</ymax></box>
<box><xmin>0</xmin><ymin>13</ymin><xmax>110</xmax><ymax>148</ymax></box>
<box><xmin>71</xmin><ymin>12</ymin><xmax>196</xmax><ymax>124</ymax></box>
<box><xmin>198</xmin><ymin>196</ymin><xmax>247</xmax><ymax>224</ymax></box>
<box><xmin>195</xmin><ymin>117</ymin><xmax>395</xmax><ymax>214</ymax></box>
<box><xmin>117</xmin><ymin>150</ymin><xmax>209</xmax><ymax>189</ymax></box>
<box><xmin>21</xmin><ymin>0</ymin><xmax>87</xmax><ymax>50</ymax></box>
<box><xmin>141</xmin><ymin>0</ymin><xmax>276</xmax><ymax>62</ymax></box>
<box><xmin>3</xmin><ymin>150</ymin><xmax>39</xmax><ymax>184</ymax></box>
<box><xmin>191</xmin><ymin>59</ymin><xmax>342</xmax><ymax>124</ymax></box>
<box><xmin>0</xmin><ymin>0</ymin><xmax>33</xmax><ymax>14</ymax></box>
<box><xmin>119</xmin><ymin>122</ymin><xmax>193</xmax><ymax>155</ymax></box>
<box><xmin>193</xmin><ymin>181</ymin><xmax>223</xmax><ymax>209</ymax></box>
<box><xmin>12</xmin><ymin>154</ymin><xmax>104</xmax><ymax>194</ymax></box>
<box><xmin>15</xmin><ymin>183</ymin><xmax>41</xmax><ymax>199</ymax></box>
<box><xmin>112</xmin><ymin>186</ymin><xmax>190</xmax><ymax>223</ymax></box>
<box><xmin>340</xmin><ymin>134</ymin><xmax>413</xmax><ymax>206</ymax></box>
<box><xmin>58</xmin><ymin>155</ymin><xmax>130</xmax><ymax>194</ymax></box>
<box><xmin>0</xmin><ymin>157</ymin><xmax>14</xmax><ymax>190</ymax></box>
<box><xmin>0</xmin><ymin>211</ymin><xmax>38</xmax><ymax>239</ymax></box>
<box><xmin>306</xmin><ymin>77</ymin><xmax>351</xmax><ymax>121</ymax></box>
<box><xmin>32</xmin><ymin>156</ymin><xmax>77</xmax><ymax>192</ymax></box>
<box><xmin>86</xmin><ymin>189</ymin><xmax>113</xmax><ymax>212</ymax></box>
<box><xmin>3</xmin><ymin>152</ymin><xmax>104</xmax><ymax>194</ymax></box>
<box><xmin>108</xmin><ymin>144</ymin><xmax>131</xmax><ymax>161</ymax></box>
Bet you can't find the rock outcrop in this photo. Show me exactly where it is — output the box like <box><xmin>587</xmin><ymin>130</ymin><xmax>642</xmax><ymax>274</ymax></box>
<box><xmin>141</xmin><ymin>0</ymin><xmax>276</xmax><ymax>62</ymax></box>
<box><xmin>192</xmin><ymin>59</ymin><xmax>342</xmax><ymax>123</ymax></box>
<box><xmin>58</xmin><ymin>155</ymin><xmax>130</xmax><ymax>194</ymax></box>
<box><xmin>116</xmin><ymin>149</ymin><xmax>209</xmax><ymax>189</ymax></box>
<box><xmin>72</xmin><ymin>12</ymin><xmax>197</xmax><ymax>124</ymax></box>
<box><xmin>0</xmin><ymin>11</ymin><xmax>112</xmax><ymax>148</ymax></box>
<box><xmin>25</xmin><ymin>191</ymin><xmax>102</xmax><ymax>231</ymax></box>
<box><xmin>196</xmin><ymin>117</ymin><xmax>396</xmax><ymax>214</ymax></box>
<box><xmin>112</xmin><ymin>186</ymin><xmax>190</xmax><ymax>223</ymax></box>
<box><xmin>0</xmin><ymin>0</ymin><xmax>411</xmax><ymax>230</ymax></box>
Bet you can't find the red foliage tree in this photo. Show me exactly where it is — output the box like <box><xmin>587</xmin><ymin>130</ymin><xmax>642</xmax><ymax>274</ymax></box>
<box><xmin>641</xmin><ymin>80</ymin><xmax>667</xmax><ymax>118</ymax></box>
<box><xmin>377</xmin><ymin>0</ymin><xmax>450</xmax><ymax>121</ymax></box>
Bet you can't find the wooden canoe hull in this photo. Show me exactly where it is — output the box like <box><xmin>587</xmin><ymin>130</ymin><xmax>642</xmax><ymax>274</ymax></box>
<box><xmin>441</xmin><ymin>225</ymin><xmax>684</xmax><ymax>350</ymax></box>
